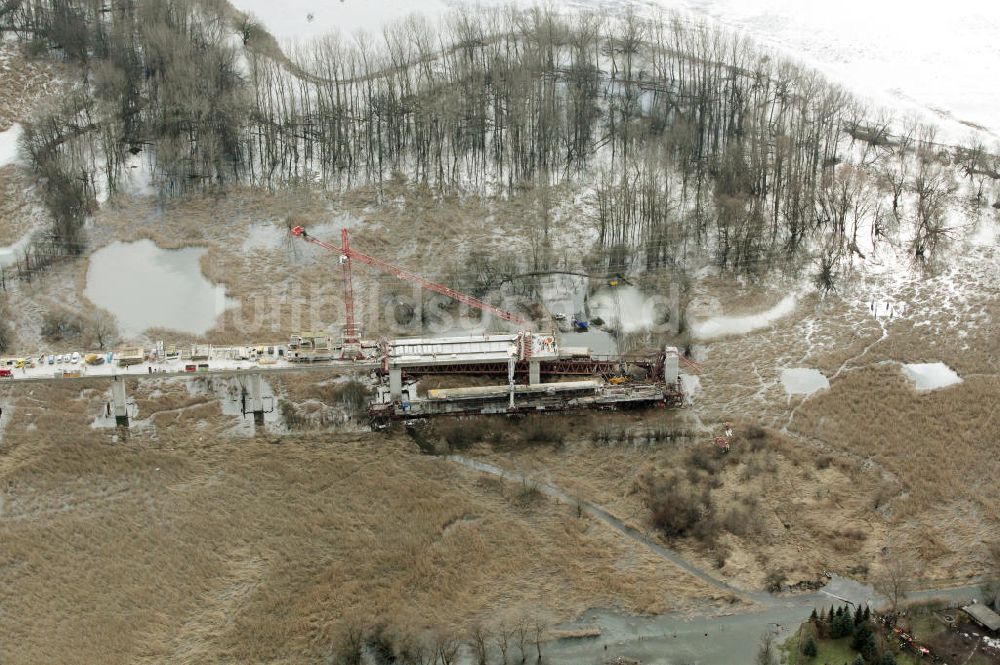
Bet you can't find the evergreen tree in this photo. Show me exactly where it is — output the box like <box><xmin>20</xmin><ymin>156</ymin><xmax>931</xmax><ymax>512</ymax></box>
<box><xmin>852</xmin><ymin>656</ymin><xmax>865</xmax><ymax>665</ymax></box>
<box><xmin>852</xmin><ymin>621</ymin><xmax>876</xmax><ymax>659</ymax></box>
<box><xmin>879</xmin><ymin>652</ymin><xmax>897</xmax><ymax>665</ymax></box>
<box><xmin>810</xmin><ymin>608</ymin><xmax>819</xmax><ymax>624</ymax></box>
<box><xmin>803</xmin><ymin>636</ymin><xmax>818</xmax><ymax>658</ymax></box>
<box><xmin>854</xmin><ymin>604</ymin><xmax>865</xmax><ymax>625</ymax></box>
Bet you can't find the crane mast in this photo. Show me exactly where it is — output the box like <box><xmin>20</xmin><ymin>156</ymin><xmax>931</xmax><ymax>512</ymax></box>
<box><xmin>291</xmin><ymin>226</ymin><xmax>527</xmax><ymax>356</ymax></box>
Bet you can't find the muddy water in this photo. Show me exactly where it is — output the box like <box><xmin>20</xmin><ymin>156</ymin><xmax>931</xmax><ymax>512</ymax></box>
<box><xmin>84</xmin><ymin>240</ymin><xmax>237</xmax><ymax>337</ymax></box>
<box><xmin>780</xmin><ymin>368</ymin><xmax>830</xmax><ymax>396</ymax></box>
<box><xmin>902</xmin><ymin>363</ymin><xmax>962</xmax><ymax>391</ymax></box>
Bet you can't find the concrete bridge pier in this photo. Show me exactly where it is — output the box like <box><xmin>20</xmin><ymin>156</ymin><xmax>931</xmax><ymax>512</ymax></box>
<box><xmin>528</xmin><ymin>359</ymin><xmax>541</xmax><ymax>386</ymax></box>
<box><xmin>245</xmin><ymin>373</ymin><xmax>266</xmax><ymax>428</ymax></box>
<box><xmin>111</xmin><ymin>376</ymin><xmax>129</xmax><ymax>429</ymax></box>
<box><xmin>389</xmin><ymin>366</ymin><xmax>403</xmax><ymax>401</ymax></box>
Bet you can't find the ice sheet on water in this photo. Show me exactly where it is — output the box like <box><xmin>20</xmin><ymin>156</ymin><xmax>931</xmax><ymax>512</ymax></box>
<box><xmin>780</xmin><ymin>368</ymin><xmax>829</xmax><ymax>396</ymax></box>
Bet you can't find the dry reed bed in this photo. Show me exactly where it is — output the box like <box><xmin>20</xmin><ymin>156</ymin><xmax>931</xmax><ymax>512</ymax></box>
<box><xmin>793</xmin><ymin>366</ymin><xmax>999</xmax><ymax>579</ymax></box>
<box><xmin>0</xmin><ymin>380</ymin><xmax>720</xmax><ymax>665</ymax></box>
<box><xmin>469</xmin><ymin>420</ymin><xmax>892</xmax><ymax>591</ymax></box>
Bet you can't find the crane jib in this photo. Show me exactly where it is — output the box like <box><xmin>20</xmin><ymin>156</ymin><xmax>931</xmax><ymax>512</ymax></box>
<box><xmin>292</xmin><ymin>227</ymin><xmax>528</xmax><ymax>327</ymax></box>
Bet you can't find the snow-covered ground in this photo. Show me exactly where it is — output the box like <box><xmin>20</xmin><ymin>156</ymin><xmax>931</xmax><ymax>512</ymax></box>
<box><xmin>231</xmin><ymin>0</ymin><xmax>1000</xmax><ymax>146</ymax></box>
<box><xmin>670</xmin><ymin>0</ymin><xmax>1000</xmax><ymax>145</ymax></box>
<box><xmin>0</xmin><ymin>123</ymin><xmax>22</xmax><ymax>167</ymax></box>
<box><xmin>689</xmin><ymin>293</ymin><xmax>798</xmax><ymax>340</ymax></box>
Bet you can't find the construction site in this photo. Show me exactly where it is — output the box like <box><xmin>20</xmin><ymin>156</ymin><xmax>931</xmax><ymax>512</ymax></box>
<box><xmin>1</xmin><ymin>1</ymin><xmax>999</xmax><ymax>664</ymax></box>
<box><xmin>2</xmin><ymin>225</ymin><xmax>688</xmax><ymax>431</ymax></box>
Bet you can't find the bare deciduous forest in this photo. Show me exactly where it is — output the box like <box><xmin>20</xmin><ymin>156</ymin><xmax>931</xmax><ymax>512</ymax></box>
<box><xmin>4</xmin><ymin>0</ymin><xmax>996</xmax><ymax>284</ymax></box>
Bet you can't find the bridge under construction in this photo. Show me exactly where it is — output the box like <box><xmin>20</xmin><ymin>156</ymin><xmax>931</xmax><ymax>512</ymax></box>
<box><xmin>1</xmin><ymin>227</ymin><xmax>691</xmax><ymax>432</ymax></box>
<box><xmin>1</xmin><ymin>331</ymin><xmax>685</xmax><ymax>431</ymax></box>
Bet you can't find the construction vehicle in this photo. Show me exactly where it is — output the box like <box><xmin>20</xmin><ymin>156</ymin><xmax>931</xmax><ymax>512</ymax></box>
<box><xmin>291</xmin><ymin>226</ymin><xmax>529</xmax><ymax>359</ymax></box>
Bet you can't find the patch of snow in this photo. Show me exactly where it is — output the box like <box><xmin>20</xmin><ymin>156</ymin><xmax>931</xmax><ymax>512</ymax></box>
<box><xmin>0</xmin><ymin>123</ymin><xmax>23</xmax><ymax>167</ymax></box>
<box><xmin>689</xmin><ymin>294</ymin><xmax>798</xmax><ymax>340</ymax></box>
<box><xmin>780</xmin><ymin>368</ymin><xmax>829</xmax><ymax>396</ymax></box>
<box><xmin>680</xmin><ymin>373</ymin><xmax>700</xmax><ymax>404</ymax></box>
<box><xmin>0</xmin><ymin>230</ymin><xmax>35</xmax><ymax>268</ymax></box>
<box><xmin>588</xmin><ymin>285</ymin><xmax>671</xmax><ymax>333</ymax></box>
<box><xmin>901</xmin><ymin>362</ymin><xmax>962</xmax><ymax>391</ymax></box>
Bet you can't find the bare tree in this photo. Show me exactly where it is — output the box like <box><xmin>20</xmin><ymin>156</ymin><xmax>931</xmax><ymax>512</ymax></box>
<box><xmin>494</xmin><ymin>620</ymin><xmax>513</xmax><ymax>664</ymax></box>
<box><xmin>433</xmin><ymin>630</ymin><xmax>461</xmax><ymax>665</ymax></box>
<box><xmin>756</xmin><ymin>631</ymin><xmax>777</xmax><ymax>665</ymax></box>
<box><xmin>469</xmin><ymin>623</ymin><xmax>491</xmax><ymax>665</ymax></box>
<box><xmin>532</xmin><ymin>615</ymin><xmax>548</xmax><ymax>662</ymax></box>
<box><xmin>875</xmin><ymin>548</ymin><xmax>915</xmax><ymax>614</ymax></box>
<box><xmin>85</xmin><ymin>310</ymin><xmax>119</xmax><ymax>350</ymax></box>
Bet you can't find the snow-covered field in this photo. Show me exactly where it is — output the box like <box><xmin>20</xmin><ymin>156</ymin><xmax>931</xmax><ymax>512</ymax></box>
<box><xmin>0</xmin><ymin>123</ymin><xmax>22</xmax><ymax>167</ymax></box>
<box><xmin>671</xmin><ymin>0</ymin><xmax>1000</xmax><ymax>145</ymax></box>
<box><xmin>230</xmin><ymin>0</ymin><xmax>1000</xmax><ymax>147</ymax></box>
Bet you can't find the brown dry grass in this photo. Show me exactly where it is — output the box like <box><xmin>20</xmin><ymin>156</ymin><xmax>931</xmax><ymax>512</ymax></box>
<box><xmin>793</xmin><ymin>367</ymin><xmax>999</xmax><ymax>578</ymax></box>
<box><xmin>0</xmin><ymin>167</ymin><xmax>50</xmax><ymax>246</ymax></box>
<box><xmin>466</xmin><ymin>416</ymin><xmax>892</xmax><ymax>590</ymax></box>
<box><xmin>0</xmin><ymin>39</ymin><xmax>73</xmax><ymax>132</ymax></box>
<box><xmin>0</xmin><ymin>380</ymin><xmax>722</xmax><ymax>665</ymax></box>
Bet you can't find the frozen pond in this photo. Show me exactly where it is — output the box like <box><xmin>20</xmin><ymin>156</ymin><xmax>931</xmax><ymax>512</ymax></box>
<box><xmin>902</xmin><ymin>363</ymin><xmax>962</xmax><ymax>391</ymax></box>
<box><xmin>84</xmin><ymin>240</ymin><xmax>237</xmax><ymax>337</ymax></box>
<box><xmin>689</xmin><ymin>294</ymin><xmax>797</xmax><ymax>340</ymax></box>
<box><xmin>781</xmin><ymin>368</ymin><xmax>829</xmax><ymax>396</ymax></box>
<box><xmin>558</xmin><ymin>330</ymin><xmax>618</xmax><ymax>357</ymax></box>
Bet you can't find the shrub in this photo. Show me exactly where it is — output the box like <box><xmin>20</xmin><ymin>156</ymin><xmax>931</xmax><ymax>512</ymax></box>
<box><xmin>521</xmin><ymin>416</ymin><xmax>567</xmax><ymax>446</ymax></box>
<box><xmin>435</xmin><ymin>418</ymin><xmax>491</xmax><ymax>450</ymax></box>
<box><xmin>765</xmin><ymin>569</ymin><xmax>786</xmax><ymax>593</ymax></box>
<box><xmin>647</xmin><ymin>478</ymin><xmax>715</xmax><ymax>539</ymax></box>
<box><xmin>41</xmin><ymin>307</ymin><xmax>84</xmax><ymax>343</ymax></box>
<box><xmin>330</xmin><ymin>380</ymin><xmax>370</xmax><ymax>417</ymax></box>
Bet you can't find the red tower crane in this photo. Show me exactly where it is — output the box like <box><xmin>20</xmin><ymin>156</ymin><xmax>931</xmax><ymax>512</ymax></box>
<box><xmin>291</xmin><ymin>226</ymin><xmax>528</xmax><ymax>354</ymax></box>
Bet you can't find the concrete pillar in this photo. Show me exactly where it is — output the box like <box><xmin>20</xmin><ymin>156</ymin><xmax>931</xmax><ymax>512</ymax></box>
<box><xmin>246</xmin><ymin>373</ymin><xmax>265</xmax><ymax>428</ymax></box>
<box><xmin>111</xmin><ymin>376</ymin><xmax>129</xmax><ymax>429</ymax></box>
<box><xmin>663</xmin><ymin>348</ymin><xmax>680</xmax><ymax>385</ymax></box>
<box><xmin>389</xmin><ymin>366</ymin><xmax>402</xmax><ymax>401</ymax></box>
<box><xmin>528</xmin><ymin>360</ymin><xmax>541</xmax><ymax>386</ymax></box>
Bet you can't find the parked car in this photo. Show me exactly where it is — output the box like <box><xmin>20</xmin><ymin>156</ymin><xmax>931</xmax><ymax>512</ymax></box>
<box><xmin>70</xmin><ymin>352</ymin><xmax>81</xmax><ymax>364</ymax></box>
<box><xmin>47</xmin><ymin>355</ymin><xmax>55</xmax><ymax>365</ymax></box>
